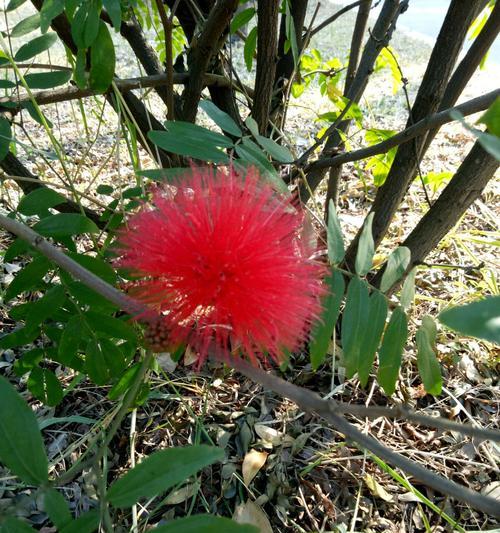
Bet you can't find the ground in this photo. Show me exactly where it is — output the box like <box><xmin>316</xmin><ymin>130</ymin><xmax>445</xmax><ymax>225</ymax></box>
<box><xmin>0</xmin><ymin>1</ymin><xmax>499</xmax><ymax>532</ymax></box>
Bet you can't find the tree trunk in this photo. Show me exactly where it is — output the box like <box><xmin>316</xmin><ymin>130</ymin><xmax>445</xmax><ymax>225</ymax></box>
<box><xmin>372</xmin><ymin>141</ymin><xmax>499</xmax><ymax>291</ymax></box>
<box><xmin>343</xmin><ymin>0</ymin><xmax>484</xmax><ymax>270</ymax></box>
<box><xmin>252</xmin><ymin>0</ymin><xmax>280</xmax><ymax>133</ymax></box>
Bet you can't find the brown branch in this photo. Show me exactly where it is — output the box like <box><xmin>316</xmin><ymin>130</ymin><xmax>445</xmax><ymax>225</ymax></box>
<box><xmin>0</xmin><ymin>73</ymin><xmax>253</xmax><ymax>113</ymax></box>
<box><xmin>1</xmin><ymin>212</ymin><xmax>500</xmax><ymax>517</ymax></box>
<box><xmin>309</xmin><ymin>0</ymin><xmax>364</xmax><ymax>38</ymax></box>
<box><xmin>181</xmin><ymin>0</ymin><xmax>239</xmax><ymax>122</ymax></box>
<box><xmin>154</xmin><ymin>0</ymin><xmax>175</xmax><ymax>120</ymax></box>
<box><xmin>306</xmin><ymin>90</ymin><xmax>499</xmax><ymax>172</ymax></box>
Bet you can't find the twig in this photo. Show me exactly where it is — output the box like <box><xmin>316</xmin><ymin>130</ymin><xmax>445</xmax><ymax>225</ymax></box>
<box><xmin>305</xmin><ymin>89</ymin><xmax>499</xmax><ymax>171</ymax></box>
<box><xmin>309</xmin><ymin>0</ymin><xmax>364</xmax><ymax>38</ymax></box>
<box><xmin>154</xmin><ymin>0</ymin><xmax>175</xmax><ymax>120</ymax></box>
<box><xmin>383</xmin><ymin>45</ymin><xmax>432</xmax><ymax>208</ymax></box>
<box><xmin>1</xmin><ymin>212</ymin><xmax>499</xmax><ymax>517</ymax></box>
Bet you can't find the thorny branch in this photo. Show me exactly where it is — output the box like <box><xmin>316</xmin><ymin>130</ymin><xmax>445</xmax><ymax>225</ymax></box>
<box><xmin>0</xmin><ymin>213</ymin><xmax>499</xmax><ymax>517</ymax></box>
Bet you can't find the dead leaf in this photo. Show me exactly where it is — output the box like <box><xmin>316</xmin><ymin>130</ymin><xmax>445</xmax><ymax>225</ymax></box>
<box><xmin>242</xmin><ymin>449</ymin><xmax>268</xmax><ymax>486</ymax></box>
<box><xmin>254</xmin><ymin>424</ymin><xmax>282</xmax><ymax>446</ymax></box>
<box><xmin>364</xmin><ymin>474</ymin><xmax>394</xmax><ymax>502</ymax></box>
<box><xmin>233</xmin><ymin>500</ymin><xmax>273</xmax><ymax>533</ymax></box>
<box><xmin>156</xmin><ymin>353</ymin><xmax>177</xmax><ymax>372</ymax></box>
<box><xmin>164</xmin><ymin>483</ymin><xmax>196</xmax><ymax>505</ymax></box>
<box><xmin>184</xmin><ymin>345</ymin><xmax>198</xmax><ymax>366</ymax></box>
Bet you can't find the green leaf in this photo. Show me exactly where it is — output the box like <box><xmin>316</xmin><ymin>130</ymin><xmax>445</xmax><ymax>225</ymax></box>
<box><xmin>84</xmin><ymin>338</ymin><xmax>108</xmax><ymax>385</ymax></box>
<box><xmin>14</xmin><ymin>32</ymin><xmax>57</xmax><ymax>61</ymax></box>
<box><xmin>477</xmin><ymin>96</ymin><xmax>500</xmax><ymax>137</ymax></box>
<box><xmin>42</xmin><ymin>488</ymin><xmax>72</xmax><ymax>529</ymax></box>
<box><xmin>40</xmin><ymin>0</ymin><xmax>64</xmax><ymax>33</ymax></box>
<box><xmin>22</xmin><ymin>101</ymin><xmax>53</xmax><ymax>128</ymax></box>
<box><xmin>4</xmin><ymin>255</ymin><xmax>51</xmax><ymax>302</ymax></box>
<box><xmin>199</xmin><ymin>100</ymin><xmax>242</xmax><ymax>137</ymax></box>
<box><xmin>0</xmin><ymin>79</ymin><xmax>16</xmax><ymax>89</ymax></box>
<box><xmin>18</xmin><ymin>187</ymin><xmax>66</xmax><ymax>216</ymax></box>
<box><xmin>23</xmin><ymin>70</ymin><xmax>72</xmax><ymax>89</ymax></box>
<box><xmin>0</xmin><ymin>325</ymin><xmax>40</xmax><ymax>349</ymax></box>
<box><xmin>245</xmin><ymin>116</ymin><xmax>259</xmax><ymax>138</ymax></box>
<box><xmin>327</xmin><ymin>199</ymin><xmax>345</xmax><ymax>264</ymax></box>
<box><xmin>358</xmin><ymin>290</ymin><xmax>388</xmax><ymax>386</ymax></box>
<box><xmin>103</xmin><ymin>0</ymin><xmax>122</xmax><ymax>30</ymax></box>
<box><xmin>341</xmin><ymin>276</ymin><xmax>369</xmax><ymax>378</ymax></box>
<box><xmin>74</xmin><ymin>48</ymin><xmax>87</xmax><ymax>89</ymax></box>
<box><xmin>28</xmin><ymin>367</ymin><xmax>63</xmax><ymax>406</ymax></box>
<box><xmin>26</xmin><ymin>284</ymin><xmax>66</xmax><ymax>327</ymax></box>
<box><xmin>108</xmin><ymin>363</ymin><xmax>141</xmax><ymax>400</ymax></box>
<box><xmin>244</xmin><ymin>26</ymin><xmax>257</xmax><ymax>71</ymax></box>
<box><xmin>154</xmin><ymin>515</ymin><xmax>258</xmax><ymax>533</ymax></box>
<box><xmin>59</xmin><ymin>510</ymin><xmax>99</xmax><ymax>533</ymax></box>
<box><xmin>0</xmin><ymin>117</ymin><xmax>12</xmax><ymax>162</ymax></box>
<box><xmin>14</xmin><ymin>348</ymin><xmax>44</xmax><ymax>376</ymax></box>
<box><xmin>400</xmin><ymin>267</ymin><xmax>416</xmax><ymax>310</ymax></box>
<box><xmin>377</xmin><ymin>306</ymin><xmax>408</xmax><ymax>395</ymax></box>
<box><xmin>89</xmin><ymin>21</ymin><xmax>115</xmax><ymax>92</ymax></box>
<box><xmin>438</xmin><ymin>296</ymin><xmax>500</xmax><ymax>345</ymax></box>
<box><xmin>355</xmin><ymin>213</ymin><xmax>374</xmax><ymax>276</ymax></box>
<box><xmin>234</xmin><ymin>139</ymin><xmax>288</xmax><ymax>194</ymax></box>
<box><xmin>0</xmin><ymin>375</ymin><xmax>48</xmax><ymax>485</ymax></box>
<box><xmin>96</xmin><ymin>184</ymin><xmax>113</xmax><ymax>194</ymax></box>
<box><xmin>450</xmin><ymin>109</ymin><xmax>500</xmax><ymax>161</ymax></box>
<box><xmin>0</xmin><ymin>517</ymin><xmax>37</xmax><ymax>532</ymax></box>
<box><xmin>255</xmin><ymin>134</ymin><xmax>294</xmax><ymax>163</ymax></box>
<box><xmin>416</xmin><ymin>316</ymin><xmax>442</xmax><ymax>395</ymax></box>
<box><xmin>57</xmin><ymin>315</ymin><xmax>87</xmax><ymax>371</ymax></box>
<box><xmin>10</xmin><ymin>13</ymin><xmax>40</xmax><ymax>38</ymax></box>
<box><xmin>309</xmin><ymin>269</ymin><xmax>344</xmax><ymax>370</ymax></box>
<box><xmin>230</xmin><ymin>7</ymin><xmax>255</xmax><ymax>33</ymax></box>
<box><xmin>84</xmin><ymin>311</ymin><xmax>137</xmax><ymax>342</ymax></box>
<box><xmin>149</xmin><ymin>123</ymin><xmax>231</xmax><ymax>163</ymax></box>
<box><xmin>380</xmin><ymin>247</ymin><xmax>411</xmax><ymax>292</ymax></box>
<box><xmin>107</xmin><ymin>446</ymin><xmax>224</xmax><ymax>508</ymax></box>
<box><xmin>6</xmin><ymin>0</ymin><xmax>28</xmax><ymax>12</ymax></box>
<box><xmin>34</xmin><ymin>213</ymin><xmax>99</xmax><ymax>237</ymax></box>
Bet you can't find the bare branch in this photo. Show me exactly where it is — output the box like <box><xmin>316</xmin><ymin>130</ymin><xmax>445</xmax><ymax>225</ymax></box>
<box><xmin>309</xmin><ymin>0</ymin><xmax>364</xmax><ymax>38</ymax></box>
<box><xmin>0</xmin><ymin>73</ymin><xmax>253</xmax><ymax>112</ymax></box>
<box><xmin>307</xmin><ymin>89</ymin><xmax>499</xmax><ymax>171</ymax></box>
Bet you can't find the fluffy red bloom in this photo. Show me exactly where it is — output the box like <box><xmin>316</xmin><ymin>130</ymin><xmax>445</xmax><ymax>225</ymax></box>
<box><xmin>116</xmin><ymin>167</ymin><xmax>324</xmax><ymax>366</ymax></box>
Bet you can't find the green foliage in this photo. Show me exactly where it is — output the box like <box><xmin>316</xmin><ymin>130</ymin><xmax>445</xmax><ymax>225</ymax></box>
<box><xmin>416</xmin><ymin>316</ymin><xmax>442</xmax><ymax>395</ymax></box>
<box><xmin>438</xmin><ymin>296</ymin><xmax>500</xmax><ymax>345</ymax></box>
<box><xmin>0</xmin><ymin>376</ymin><xmax>48</xmax><ymax>485</ymax></box>
<box><xmin>326</xmin><ymin>200</ymin><xmax>345</xmax><ymax>264</ymax></box>
<box><xmin>309</xmin><ymin>269</ymin><xmax>344</xmax><ymax>370</ymax></box>
<box><xmin>380</xmin><ymin>247</ymin><xmax>411</xmax><ymax>292</ymax></box>
<box><xmin>451</xmin><ymin>109</ymin><xmax>500</xmax><ymax>160</ymax></box>
<box><xmin>244</xmin><ymin>27</ymin><xmax>257</xmax><ymax>71</ymax></box>
<box><xmin>230</xmin><ymin>7</ymin><xmax>255</xmax><ymax>34</ymax></box>
<box><xmin>107</xmin><ymin>446</ymin><xmax>224</xmax><ymax>507</ymax></box>
<box><xmin>364</xmin><ymin>129</ymin><xmax>397</xmax><ymax>186</ymax></box>
<box><xmin>23</xmin><ymin>70</ymin><xmax>72</xmax><ymax>89</ymax></box>
<box><xmin>377</xmin><ymin>307</ymin><xmax>408</xmax><ymax>395</ymax></box>
<box><xmin>14</xmin><ymin>32</ymin><xmax>57</xmax><ymax>61</ymax></box>
<box><xmin>355</xmin><ymin>213</ymin><xmax>375</xmax><ymax>276</ymax></box>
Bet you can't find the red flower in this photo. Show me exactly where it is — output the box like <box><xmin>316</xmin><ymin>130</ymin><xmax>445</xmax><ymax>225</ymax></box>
<box><xmin>116</xmin><ymin>167</ymin><xmax>324</xmax><ymax>366</ymax></box>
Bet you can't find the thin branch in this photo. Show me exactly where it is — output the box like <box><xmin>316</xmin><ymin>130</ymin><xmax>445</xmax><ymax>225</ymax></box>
<box><xmin>0</xmin><ymin>72</ymin><xmax>254</xmax><ymax>113</ymax></box>
<box><xmin>306</xmin><ymin>89</ymin><xmax>499</xmax><ymax>171</ymax></box>
<box><xmin>1</xmin><ymin>212</ymin><xmax>500</xmax><ymax>517</ymax></box>
<box><xmin>309</xmin><ymin>0</ymin><xmax>364</xmax><ymax>38</ymax></box>
<box><xmin>154</xmin><ymin>0</ymin><xmax>175</xmax><ymax>119</ymax></box>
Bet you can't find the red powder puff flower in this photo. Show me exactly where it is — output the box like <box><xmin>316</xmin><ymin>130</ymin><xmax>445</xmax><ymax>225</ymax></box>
<box><xmin>116</xmin><ymin>166</ymin><xmax>325</xmax><ymax>366</ymax></box>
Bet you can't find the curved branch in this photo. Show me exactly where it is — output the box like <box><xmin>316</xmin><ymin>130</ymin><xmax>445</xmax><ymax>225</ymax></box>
<box><xmin>306</xmin><ymin>89</ymin><xmax>499</xmax><ymax>171</ymax></box>
<box><xmin>1</xmin><ymin>212</ymin><xmax>500</xmax><ymax>517</ymax></box>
